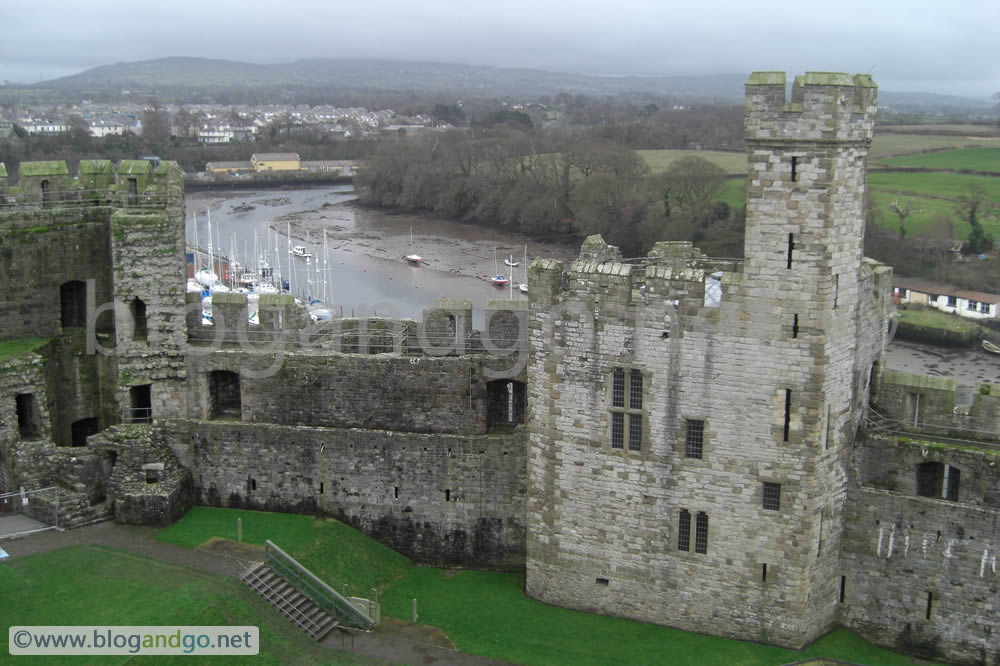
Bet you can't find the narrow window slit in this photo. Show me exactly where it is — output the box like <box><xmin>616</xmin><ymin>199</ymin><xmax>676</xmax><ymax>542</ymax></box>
<box><xmin>792</xmin><ymin>314</ymin><xmax>799</xmax><ymax>338</ymax></box>
<box><xmin>791</xmin><ymin>156</ymin><xmax>798</xmax><ymax>182</ymax></box>
<box><xmin>783</xmin><ymin>389</ymin><xmax>792</xmax><ymax>442</ymax></box>
<box><xmin>786</xmin><ymin>233</ymin><xmax>794</xmax><ymax>269</ymax></box>
<box><xmin>839</xmin><ymin>576</ymin><xmax>846</xmax><ymax>603</ymax></box>
<box><xmin>925</xmin><ymin>592</ymin><xmax>933</xmax><ymax>620</ymax></box>
<box><xmin>761</xmin><ymin>563</ymin><xmax>768</xmax><ymax>582</ymax></box>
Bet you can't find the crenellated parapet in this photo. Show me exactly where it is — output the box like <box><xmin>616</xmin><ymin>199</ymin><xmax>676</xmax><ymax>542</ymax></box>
<box><xmin>745</xmin><ymin>71</ymin><xmax>877</xmax><ymax>145</ymax></box>
<box><xmin>0</xmin><ymin>159</ymin><xmax>183</xmax><ymax>212</ymax></box>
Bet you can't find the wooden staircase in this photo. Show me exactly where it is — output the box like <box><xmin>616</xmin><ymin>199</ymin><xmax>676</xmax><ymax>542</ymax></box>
<box><xmin>240</xmin><ymin>562</ymin><xmax>341</xmax><ymax>641</ymax></box>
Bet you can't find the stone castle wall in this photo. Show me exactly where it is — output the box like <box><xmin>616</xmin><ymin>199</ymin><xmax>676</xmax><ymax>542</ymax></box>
<box><xmin>843</xmin><ymin>435</ymin><xmax>1000</xmax><ymax>664</ymax></box>
<box><xmin>162</xmin><ymin>419</ymin><xmax>525</xmax><ymax>568</ymax></box>
<box><xmin>2</xmin><ymin>73</ymin><xmax>998</xmax><ymax>665</ymax></box>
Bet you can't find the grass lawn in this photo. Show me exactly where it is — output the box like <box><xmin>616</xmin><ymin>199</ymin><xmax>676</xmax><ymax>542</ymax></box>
<box><xmin>157</xmin><ymin>507</ymin><xmax>941</xmax><ymax>666</ymax></box>
<box><xmin>879</xmin><ymin>147</ymin><xmax>1000</xmax><ymax>171</ymax></box>
<box><xmin>0</xmin><ymin>544</ymin><xmax>378</xmax><ymax>665</ymax></box>
<box><xmin>0</xmin><ymin>337</ymin><xmax>50</xmax><ymax>363</ymax></box>
<box><xmin>638</xmin><ymin>149</ymin><xmax>747</xmax><ymax>175</ymax></box>
<box><xmin>898</xmin><ymin>307</ymin><xmax>983</xmax><ymax>334</ymax></box>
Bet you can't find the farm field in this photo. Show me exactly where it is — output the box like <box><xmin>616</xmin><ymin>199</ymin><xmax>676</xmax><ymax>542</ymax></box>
<box><xmin>879</xmin><ymin>147</ymin><xmax>1000</xmax><ymax>171</ymax></box>
<box><xmin>638</xmin><ymin>148</ymin><xmax>746</xmax><ymax>174</ymax></box>
<box><xmin>156</xmin><ymin>507</ymin><xmax>941</xmax><ymax>666</ymax></box>
<box><xmin>869</xmin><ymin>133</ymin><xmax>997</xmax><ymax>160</ymax></box>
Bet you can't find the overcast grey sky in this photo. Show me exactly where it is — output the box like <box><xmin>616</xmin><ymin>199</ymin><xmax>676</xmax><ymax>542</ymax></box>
<box><xmin>2</xmin><ymin>0</ymin><xmax>997</xmax><ymax>97</ymax></box>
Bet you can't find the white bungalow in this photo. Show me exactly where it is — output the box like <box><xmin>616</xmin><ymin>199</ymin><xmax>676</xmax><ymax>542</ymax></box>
<box><xmin>893</xmin><ymin>277</ymin><xmax>1000</xmax><ymax>320</ymax></box>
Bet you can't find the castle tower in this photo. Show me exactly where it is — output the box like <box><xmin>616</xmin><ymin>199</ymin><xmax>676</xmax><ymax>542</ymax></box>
<box><xmin>743</xmin><ymin>71</ymin><xmax>879</xmax><ymax>639</ymax></box>
<box><xmin>525</xmin><ymin>72</ymin><xmax>881</xmax><ymax>648</ymax></box>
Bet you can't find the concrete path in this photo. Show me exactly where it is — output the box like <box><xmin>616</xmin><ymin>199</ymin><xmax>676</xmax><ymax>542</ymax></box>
<box><xmin>0</xmin><ymin>514</ymin><xmax>50</xmax><ymax>539</ymax></box>
<box><xmin>0</xmin><ymin>521</ymin><xmax>513</xmax><ymax>665</ymax></box>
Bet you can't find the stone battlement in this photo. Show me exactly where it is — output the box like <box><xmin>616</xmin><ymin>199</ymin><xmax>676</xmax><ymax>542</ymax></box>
<box><xmin>745</xmin><ymin>71</ymin><xmax>878</xmax><ymax>144</ymax></box>
<box><xmin>185</xmin><ymin>292</ymin><xmax>528</xmax><ymax>360</ymax></box>
<box><xmin>0</xmin><ymin>159</ymin><xmax>182</xmax><ymax>212</ymax></box>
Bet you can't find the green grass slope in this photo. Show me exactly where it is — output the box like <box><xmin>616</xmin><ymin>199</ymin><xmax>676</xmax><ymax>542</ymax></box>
<box><xmin>157</xmin><ymin>507</ymin><xmax>941</xmax><ymax>666</ymax></box>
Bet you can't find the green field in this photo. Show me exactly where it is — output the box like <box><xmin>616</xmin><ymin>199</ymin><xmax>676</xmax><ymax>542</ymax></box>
<box><xmin>880</xmin><ymin>147</ymin><xmax>1000</xmax><ymax>171</ymax></box>
<box><xmin>0</xmin><ymin>544</ymin><xmax>375</xmax><ymax>665</ymax></box>
<box><xmin>866</xmin><ymin>171</ymin><xmax>1000</xmax><ymax>239</ymax></box>
<box><xmin>157</xmin><ymin>507</ymin><xmax>940</xmax><ymax>666</ymax></box>
<box><xmin>638</xmin><ymin>149</ymin><xmax>747</xmax><ymax>175</ymax></box>
<box><xmin>870</xmin><ymin>134</ymin><xmax>998</xmax><ymax>160</ymax></box>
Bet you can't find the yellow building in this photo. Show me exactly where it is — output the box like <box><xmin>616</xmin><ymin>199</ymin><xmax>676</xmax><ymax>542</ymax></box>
<box><xmin>250</xmin><ymin>152</ymin><xmax>301</xmax><ymax>172</ymax></box>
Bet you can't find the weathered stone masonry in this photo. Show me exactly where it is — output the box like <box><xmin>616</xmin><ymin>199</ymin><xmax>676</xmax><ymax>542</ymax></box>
<box><xmin>3</xmin><ymin>73</ymin><xmax>1000</xmax><ymax>665</ymax></box>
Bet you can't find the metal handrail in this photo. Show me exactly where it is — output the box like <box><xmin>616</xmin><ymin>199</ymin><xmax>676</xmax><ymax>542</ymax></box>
<box><xmin>865</xmin><ymin>406</ymin><xmax>1000</xmax><ymax>451</ymax></box>
<box><xmin>265</xmin><ymin>540</ymin><xmax>375</xmax><ymax>630</ymax></box>
<box><xmin>125</xmin><ymin>407</ymin><xmax>152</xmax><ymax>424</ymax></box>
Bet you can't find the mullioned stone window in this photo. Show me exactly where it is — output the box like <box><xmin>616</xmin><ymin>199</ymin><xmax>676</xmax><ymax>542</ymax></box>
<box><xmin>610</xmin><ymin>367</ymin><xmax>643</xmax><ymax>451</ymax></box>
<box><xmin>677</xmin><ymin>509</ymin><xmax>709</xmax><ymax>554</ymax></box>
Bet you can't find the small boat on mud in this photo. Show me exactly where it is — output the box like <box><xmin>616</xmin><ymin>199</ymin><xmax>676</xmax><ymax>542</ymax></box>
<box><xmin>983</xmin><ymin>340</ymin><xmax>1000</xmax><ymax>355</ymax></box>
<box><xmin>405</xmin><ymin>227</ymin><xmax>422</xmax><ymax>265</ymax></box>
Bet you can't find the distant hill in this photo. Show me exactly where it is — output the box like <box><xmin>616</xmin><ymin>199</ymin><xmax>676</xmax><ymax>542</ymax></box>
<box><xmin>12</xmin><ymin>57</ymin><xmax>995</xmax><ymax>114</ymax></box>
<box><xmin>38</xmin><ymin>56</ymin><xmax>748</xmax><ymax>101</ymax></box>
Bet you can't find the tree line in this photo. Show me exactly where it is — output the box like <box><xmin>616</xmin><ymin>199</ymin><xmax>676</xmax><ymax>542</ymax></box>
<box><xmin>356</xmin><ymin>128</ymin><xmax>746</xmax><ymax>258</ymax></box>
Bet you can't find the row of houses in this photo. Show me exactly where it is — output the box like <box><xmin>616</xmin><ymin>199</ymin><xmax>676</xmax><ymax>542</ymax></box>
<box><xmin>893</xmin><ymin>276</ymin><xmax>1000</xmax><ymax>320</ymax></box>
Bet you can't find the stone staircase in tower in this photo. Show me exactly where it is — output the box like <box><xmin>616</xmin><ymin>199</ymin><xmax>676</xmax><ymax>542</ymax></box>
<box><xmin>240</xmin><ymin>562</ymin><xmax>341</xmax><ymax>641</ymax></box>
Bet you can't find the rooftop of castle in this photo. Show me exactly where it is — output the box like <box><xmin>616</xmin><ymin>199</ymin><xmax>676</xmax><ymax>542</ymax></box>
<box><xmin>118</xmin><ymin>160</ymin><xmax>152</xmax><ymax>175</ymax></box>
<box><xmin>746</xmin><ymin>71</ymin><xmax>877</xmax><ymax>88</ymax></box>
<box><xmin>79</xmin><ymin>160</ymin><xmax>113</xmax><ymax>175</ymax></box>
<box><xmin>20</xmin><ymin>161</ymin><xmax>70</xmax><ymax>177</ymax></box>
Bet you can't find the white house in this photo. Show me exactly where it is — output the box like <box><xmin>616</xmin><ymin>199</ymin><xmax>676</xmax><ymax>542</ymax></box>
<box><xmin>893</xmin><ymin>277</ymin><xmax>1000</xmax><ymax>320</ymax></box>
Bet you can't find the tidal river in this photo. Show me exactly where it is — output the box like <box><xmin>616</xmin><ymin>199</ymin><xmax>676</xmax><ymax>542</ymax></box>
<box><xmin>184</xmin><ymin>185</ymin><xmax>578</xmax><ymax>328</ymax></box>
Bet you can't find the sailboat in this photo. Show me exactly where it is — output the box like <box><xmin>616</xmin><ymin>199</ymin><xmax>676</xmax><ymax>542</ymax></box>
<box><xmin>405</xmin><ymin>227</ymin><xmax>422</xmax><ymax>264</ymax></box>
<box><xmin>518</xmin><ymin>245</ymin><xmax>528</xmax><ymax>294</ymax></box>
<box><xmin>491</xmin><ymin>246</ymin><xmax>509</xmax><ymax>286</ymax></box>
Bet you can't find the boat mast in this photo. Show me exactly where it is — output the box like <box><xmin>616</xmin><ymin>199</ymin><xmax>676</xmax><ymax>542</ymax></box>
<box><xmin>274</xmin><ymin>230</ymin><xmax>281</xmax><ymax>291</ymax></box>
<box><xmin>206</xmin><ymin>208</ymin><xmax>215</xmax><ymax>278</ymax></box>
<box><xmin>192</xmin><ymin>211</ymin><xmax>200</xmax><ymax>271</ymax></box>
<box><xmin>323</xmin><ymin>228</ymin><xmax>330</xmax><ymax>306</ymax></box>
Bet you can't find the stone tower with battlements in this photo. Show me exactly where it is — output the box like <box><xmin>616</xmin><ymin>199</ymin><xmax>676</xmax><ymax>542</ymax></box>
<box><xmin>524</xmin><ymin>72</ymin><xmax>887</xmax><ymax>648</ymax></box>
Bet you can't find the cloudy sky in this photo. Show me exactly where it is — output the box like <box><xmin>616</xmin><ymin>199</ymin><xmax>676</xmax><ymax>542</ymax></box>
<box><xmin>2</xmin><ymin>0</ymin><xmax>997</xmax><ymax>98</ymax></box>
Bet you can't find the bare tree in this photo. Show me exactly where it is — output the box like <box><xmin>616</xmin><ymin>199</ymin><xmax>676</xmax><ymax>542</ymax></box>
<box><xmin>890</xmin><ymin>200</ymin><xmax>921</xmax><ymax>240</ymax></box>
<box><xmin>141</xmin><ymin>100</ymin><xmax>170</xmax><ymax>148</ymax></box>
